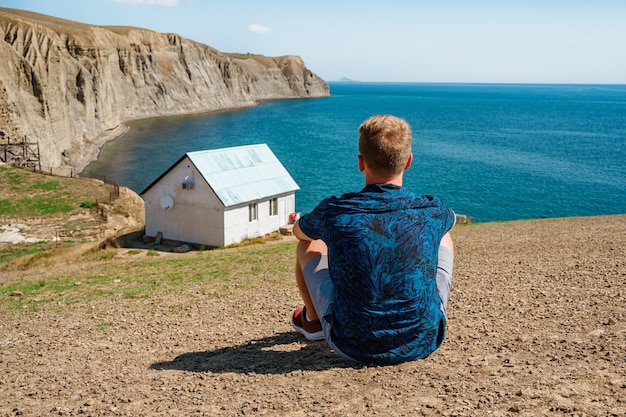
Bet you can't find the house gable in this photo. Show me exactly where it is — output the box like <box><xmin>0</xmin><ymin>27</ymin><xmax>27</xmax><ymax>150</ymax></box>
<box><xmin>142</xmin><ymin>156</ymin><xmax>226</xmax><ymax>246</ymax></box>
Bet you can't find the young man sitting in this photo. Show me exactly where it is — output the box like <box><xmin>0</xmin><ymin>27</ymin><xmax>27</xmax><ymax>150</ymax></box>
<box><xmin>291</xmin><ymin>114</ymin><xmax>456</xmax><ymax>364</ymax></box>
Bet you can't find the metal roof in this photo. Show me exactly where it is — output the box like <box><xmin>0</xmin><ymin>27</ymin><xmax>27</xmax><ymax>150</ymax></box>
<box><xmin>187</xmin><ymin>144</ymin><xmax>299</xmax><ymax>207</ymax></box>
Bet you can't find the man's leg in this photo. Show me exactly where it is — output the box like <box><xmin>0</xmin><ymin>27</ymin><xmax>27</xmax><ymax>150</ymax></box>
<box><xmin>440</xmin><ymin>232</ymin><xmax>454</xmax><ymax>254</ymax></box>
<box><xmin>295</xmin><ymin>239</ymin><xmax>328</xmax><ymax>321</ymax></box>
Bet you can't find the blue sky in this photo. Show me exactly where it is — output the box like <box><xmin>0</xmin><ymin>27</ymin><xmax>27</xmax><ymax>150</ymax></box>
<box><xmin>2</xmin><ymin>0</ymin><xmax>625</xmax><ymax>84</ymax></box>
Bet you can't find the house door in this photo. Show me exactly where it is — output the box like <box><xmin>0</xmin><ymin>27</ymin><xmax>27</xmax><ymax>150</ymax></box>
<box><xmin>279</xmin><ymin>197</ymin><xmax>287</xmax><ymax>225</ymax></box>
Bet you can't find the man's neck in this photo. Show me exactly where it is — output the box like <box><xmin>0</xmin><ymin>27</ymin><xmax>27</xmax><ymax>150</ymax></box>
<box><xmin>359</xmin><ymin>154</ymin><xmax>409</xmax><ymax>187</ymax></box>
<box><xmin>364</xmin><ymin>173</ymin><xmax>403</xmax><ymax>187</ymax></box>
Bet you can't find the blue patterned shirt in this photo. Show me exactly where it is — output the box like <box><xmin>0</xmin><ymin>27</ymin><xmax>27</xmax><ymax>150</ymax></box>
<box><xmin>298</xmin><ymin>183</ymin><xmax>455</xmax><ymax>363</ymax></box>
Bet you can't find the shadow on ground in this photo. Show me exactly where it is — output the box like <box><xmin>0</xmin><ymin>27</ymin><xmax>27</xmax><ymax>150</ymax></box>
<box><xmin>151</xmin><ymin>331</ymin><xmax>362</xmax><ymax>374</ymax></box>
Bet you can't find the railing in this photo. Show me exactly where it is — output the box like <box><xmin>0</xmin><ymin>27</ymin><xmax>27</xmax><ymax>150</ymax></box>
<box><xmin>86</xmin><ymin>172</ymin><xmax>120</xmax><ymax>204</ymax></box>
<box><xmin>54</xmin><ymin>225</ymin><xmax>106</xmax><ymax>247</ymax></box>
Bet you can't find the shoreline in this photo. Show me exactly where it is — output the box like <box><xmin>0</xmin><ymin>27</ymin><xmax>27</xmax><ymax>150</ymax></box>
<box><xmin>75</xmin><ymin>124</ymin><xmax>130</xmax><ymax>175</ymax></box>
<box><xmin>74</xmin><ymin>96</ymin><xmax>320</xmax><ymax>177</ymax></box>
<box><xmin>76</xmin><ymin>108</ymin><xmax>251</xmax><ymax>177</ymax></box>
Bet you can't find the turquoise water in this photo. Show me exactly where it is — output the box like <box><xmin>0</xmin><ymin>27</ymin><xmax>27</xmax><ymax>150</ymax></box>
<box><xmin>85</xmin><ymin>83</ymin><xmax>626</xmax><ymax>222</ymax></box>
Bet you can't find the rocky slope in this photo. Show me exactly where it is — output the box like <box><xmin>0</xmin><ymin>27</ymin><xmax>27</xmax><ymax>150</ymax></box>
<box><xmin>0</xmin><ymin>8</ymin><xmax>329</xmax><ymax>172</ymax></box>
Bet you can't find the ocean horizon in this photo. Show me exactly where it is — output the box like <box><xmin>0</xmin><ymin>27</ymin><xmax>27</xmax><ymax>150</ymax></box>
<box><xmin>85</xmin><ymin>82</ymin><xmax>626</xmax><ymax>223</ymax></box>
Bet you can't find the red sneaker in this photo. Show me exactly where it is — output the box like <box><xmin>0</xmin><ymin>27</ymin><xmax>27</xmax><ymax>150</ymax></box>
<box><xmin>291</xmin><ymin>306</ymin><xmax>325</xmax><ymax>341</ymax></box>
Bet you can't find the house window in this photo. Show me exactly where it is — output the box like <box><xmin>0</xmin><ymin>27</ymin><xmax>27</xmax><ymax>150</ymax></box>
<box><xmin>248</xmin><ymin>203</ymin><xmax>258</xmax><ymax>222</ymax></box>
<box><xmin>269</xmin><ymin>198</ymin><xmax>278</xmax><ymax>216</ymax></box>
<box><xmin>182</xmin><ymin>173</ymin><xmax>194</xmax><ymax>189</ymax></box>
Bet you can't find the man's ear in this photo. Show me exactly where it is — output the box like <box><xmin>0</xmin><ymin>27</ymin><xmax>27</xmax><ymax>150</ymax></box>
<box><xmin>358</xmin><ymin>154</ymin><xmax>365</xmax><ymax>172</ymax></box>
<box><xmin>404</xmin><ymin>153</ymin><xmax>413</xmax><ymax>170</ymax></box>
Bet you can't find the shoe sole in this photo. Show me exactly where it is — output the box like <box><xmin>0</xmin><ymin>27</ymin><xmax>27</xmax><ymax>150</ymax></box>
<box><xmin>291</xmin><ymin>320</ymin><xmax>325</xmax><ymax>341</ymax></box>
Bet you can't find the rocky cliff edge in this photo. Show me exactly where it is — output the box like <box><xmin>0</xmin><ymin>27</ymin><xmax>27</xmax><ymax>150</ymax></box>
<box><xmin>0</xmin><ymin>8</ymin><xmax>329</xmax><ymax>173</ymax></box>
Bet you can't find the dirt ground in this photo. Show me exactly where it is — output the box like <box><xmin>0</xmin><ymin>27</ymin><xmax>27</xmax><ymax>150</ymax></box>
<box><xmin>1</xmin><ymin>214</ymin><xmax>625</xmax><ymax>416</ymax></box>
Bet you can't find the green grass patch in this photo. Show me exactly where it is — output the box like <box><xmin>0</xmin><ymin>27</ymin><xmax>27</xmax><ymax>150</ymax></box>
<box><xmin>2</xmin><ymin>196</ymin><xmax>74</xmax><ymax>217</ymax></box>
<box><xmin>80</xmin><ymin>200</ymin><xmax>97</xmax><ymax>209</ymax></box>
<box><xmin>0</xmin><ymin>199</ymin><xmax>12</xmax><ymax>213</ymax></box>
<box><xmin>0</xmin><ymin>240</ymin><xmax>298</xmax><ymax>313</ymax></box>
<box><xmin>0</xmin><ymin>242</ymin><xmax>49</xmax><ymax>265</ymax></box>
<box><xmin>4</xmin><ymin>279</ymin><xmax>47</xmax><ymax>295</ymax></box>
<box><xmin>23</xmin><ymin>196</ymin><xmax>73</xmax><ymax>215</ymax></box>
<box><xmin>6</xmin><ymin>171</ymin><xmax>23</xmax><ymax>185</ymax></box>
<box><xmin>7</xmin><ymin>297</ymin><xmax>57</xmax><ymax>313</ymax></box>
<box><xmin>29</xmin><ymin>180</ymin><xmax>60</xmax><ymax>191</ymax></box>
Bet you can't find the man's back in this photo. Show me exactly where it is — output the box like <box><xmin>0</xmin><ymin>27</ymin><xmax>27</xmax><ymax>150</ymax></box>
<box><xmin>298</xmin><ymin>183</ymin><xmax>455</xmax><ymax>363</ymax></box>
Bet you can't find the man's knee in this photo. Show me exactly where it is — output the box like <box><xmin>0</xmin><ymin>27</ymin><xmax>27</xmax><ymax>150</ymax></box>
<box><xmin>440</xmin><ymin>232</ymin><xmax>454</xmax><ymax>254</ymax></box>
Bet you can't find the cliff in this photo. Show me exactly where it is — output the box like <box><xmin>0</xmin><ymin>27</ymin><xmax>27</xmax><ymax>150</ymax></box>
<box><xmin>0</xmin><ymin>8</ymin><xmax>330</xmax><ymax>172</ymax></box>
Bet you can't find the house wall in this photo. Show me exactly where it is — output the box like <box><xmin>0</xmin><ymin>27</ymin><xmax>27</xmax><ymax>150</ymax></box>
<box><xmin>143</xmin><ymin>157</ymin><xmax>226</xmax><ymax>247</ymax></box>
<box><xmin>223</xmin><ymin>192</ymin><xmax>296</xmax><ymax>246</ymax></box>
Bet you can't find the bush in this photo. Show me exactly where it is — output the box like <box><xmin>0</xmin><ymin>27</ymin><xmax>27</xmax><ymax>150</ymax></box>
<box><xmin>80</xmin><ymin>200</ymin><xmax>97</xmax><ymax>209</ymax></box>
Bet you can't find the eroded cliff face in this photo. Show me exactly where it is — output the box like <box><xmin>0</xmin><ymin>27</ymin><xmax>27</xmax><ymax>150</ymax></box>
<box><xmin>0</xmin><ymin>8</ymin><xmax>329</xmax><ymax>172</ymax></box>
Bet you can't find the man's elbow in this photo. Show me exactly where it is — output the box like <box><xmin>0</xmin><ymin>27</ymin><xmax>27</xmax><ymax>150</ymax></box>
<box><xmin>293</xmin><ymin>221</ymin><xmax>313</xmax><ymax>241</ymax></box>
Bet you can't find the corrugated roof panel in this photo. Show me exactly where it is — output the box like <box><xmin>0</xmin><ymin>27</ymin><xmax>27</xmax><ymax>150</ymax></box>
<box><xmin>187</xmin><ymin>144</ymin><xmax>299</xmax><ymax>207</ymax></box>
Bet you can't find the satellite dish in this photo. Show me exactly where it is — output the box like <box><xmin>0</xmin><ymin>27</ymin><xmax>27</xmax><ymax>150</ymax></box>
<box><xmin>160</xmin><ymin>195</ymin><xmax>174</xmax><ymax>210</ymax></box>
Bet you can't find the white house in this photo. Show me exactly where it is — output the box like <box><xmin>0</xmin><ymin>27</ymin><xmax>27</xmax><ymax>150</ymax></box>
<box><xmin>140</xmin><ymin>144</ymin><xmax>300</xmax><ymax>248</ymax></box>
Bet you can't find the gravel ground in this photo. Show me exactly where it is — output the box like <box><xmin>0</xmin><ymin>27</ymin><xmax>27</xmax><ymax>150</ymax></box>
<box><xmin>1</xmin><ymin>214</ymin><xmax>625</xmax><ymax>416</ymax></box>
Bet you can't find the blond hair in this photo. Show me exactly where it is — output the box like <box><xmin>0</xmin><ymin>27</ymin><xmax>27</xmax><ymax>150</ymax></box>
<box><xmin>358</xmin><ymin>115</ymin><xmax>412</xmax><ymax>176</ymax></box>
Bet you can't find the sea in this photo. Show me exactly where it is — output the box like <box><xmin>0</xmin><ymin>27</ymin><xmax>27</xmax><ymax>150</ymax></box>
<box><xmin>84</xmin><ymin>82</ymin><xmax>626</xmax><ymax>223</ymax></box>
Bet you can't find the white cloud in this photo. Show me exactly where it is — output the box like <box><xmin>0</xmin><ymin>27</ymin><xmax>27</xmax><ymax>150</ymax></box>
<box><xmin>248</xmin><ymin>24</ymin><xmax>271</xmax><ymax>34</ymax></box>
<box><xmin>112</xmin><ymin>0</ymin><xmax>180</xmax><ymax>6</ymax></box>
